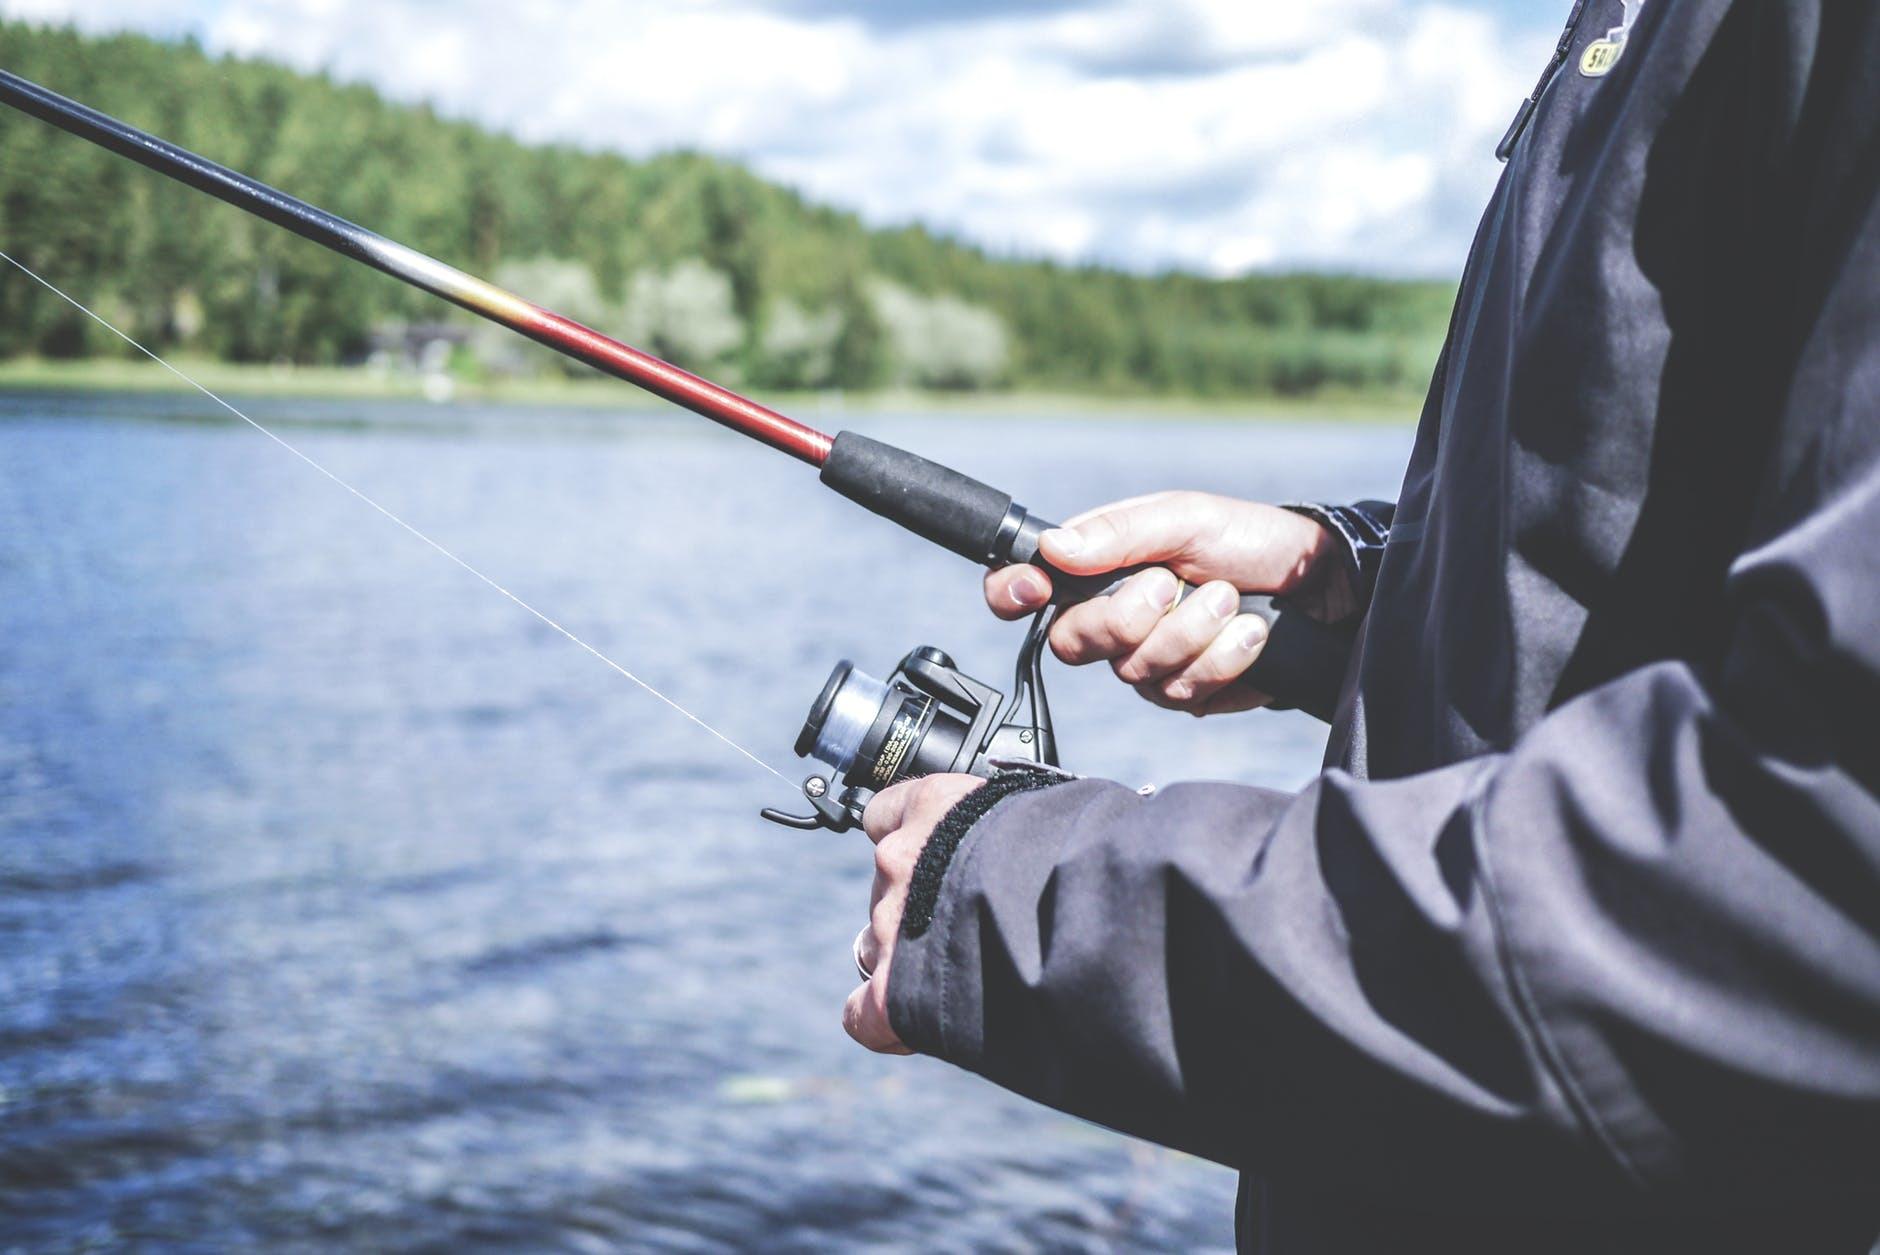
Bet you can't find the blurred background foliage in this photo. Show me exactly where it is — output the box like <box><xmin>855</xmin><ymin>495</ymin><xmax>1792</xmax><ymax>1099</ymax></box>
<box><xmin>0</xmin><ymin>21</ymin><xmax>1457</xmax><ymax>399</ymax></box>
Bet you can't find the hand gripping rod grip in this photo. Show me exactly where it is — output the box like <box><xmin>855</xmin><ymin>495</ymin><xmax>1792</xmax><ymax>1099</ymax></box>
<box><xmin>819</xmin><ymin>431</ymin><xmax>1352</xmax><ymax>721</ymax></box>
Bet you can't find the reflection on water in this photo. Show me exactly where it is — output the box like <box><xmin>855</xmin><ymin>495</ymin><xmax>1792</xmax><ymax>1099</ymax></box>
<box><xmin>0</xmin><ymin>392</ymin><xmax>1411</xmax><ymax>1250</ymax></box>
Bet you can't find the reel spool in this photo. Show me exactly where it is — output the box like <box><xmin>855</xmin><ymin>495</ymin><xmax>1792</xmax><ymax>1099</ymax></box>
<box><xmin>761</xmin><ymin>612</ymin><xmax>1057</xmax><ymax>833</ymax></box>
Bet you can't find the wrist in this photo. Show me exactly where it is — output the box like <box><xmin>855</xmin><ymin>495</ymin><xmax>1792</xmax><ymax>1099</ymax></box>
<box><xmin>1275</xmin><ymin>505</ymin><xmax>1361</xmax><ymax>623</ymax></box>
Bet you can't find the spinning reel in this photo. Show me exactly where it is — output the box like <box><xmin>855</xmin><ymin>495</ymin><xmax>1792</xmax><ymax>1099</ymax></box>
<box><xmin>760</xmin><ymin>610</ymin><xmax>1058</xmax><ymax>834</ymax></box>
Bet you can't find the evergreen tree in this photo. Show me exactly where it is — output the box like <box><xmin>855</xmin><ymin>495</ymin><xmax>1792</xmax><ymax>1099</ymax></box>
<box><xmin>0</xmin><ymin>19</ymin><xmax>1453</xmax><ymax>398</ymax></box>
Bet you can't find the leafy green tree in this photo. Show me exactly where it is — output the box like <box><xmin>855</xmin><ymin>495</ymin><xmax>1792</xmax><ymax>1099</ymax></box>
<box><xmin>0</xmin><ymin>18</ymin><xmax>1454</xmax><ymax>398</ymax></box>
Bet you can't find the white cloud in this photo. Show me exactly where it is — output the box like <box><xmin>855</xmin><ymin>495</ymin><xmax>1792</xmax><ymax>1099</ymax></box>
<box><xmin>0</xmin><ymin>0</ymin><xmax>1554</xmax><ymax>276</ymax></box>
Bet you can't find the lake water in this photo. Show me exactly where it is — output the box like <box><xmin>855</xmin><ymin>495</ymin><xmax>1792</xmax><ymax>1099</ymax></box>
<box><xmin>0</xmin><ymin>391</ymin><xmax>1412</xmax><ymax>1251</ymax></box>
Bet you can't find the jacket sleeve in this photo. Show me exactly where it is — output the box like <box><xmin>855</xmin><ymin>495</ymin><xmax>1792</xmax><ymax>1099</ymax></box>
<box><xmin>888</xmin><ymin>479</ymin><xmax>1880</xmax><ymax>1209</ymax></box>
<box><xmin>887</xmin><ymin>14</ymin><xmax>1880</xmax><ymax>1213</ymax></box>
<box><xmin>1282</xmin><ymin>499</ymin><xmax>1395</xmax><ymax>613</ymax></box>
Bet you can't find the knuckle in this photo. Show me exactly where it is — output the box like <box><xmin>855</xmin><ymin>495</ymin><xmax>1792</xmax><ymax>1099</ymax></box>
<box><xmin>1202</xmin><ymin>644</ymin><xmax>1253</xmax><ymax>686</ymax></box>
<box><xmin>886</xmin><ymin>829</ymin><xmax>920</xmax><ymax>868</ymax></box>
<box><xmin>1177</xmin><ymin>598</ymin><xmax>1231</xmax><ymax>646</ymax></box>
<box><xmin>1055</xmin><ymin>619</ymin><xmax>1117</xmax><ymax>664</ymax></box>
<box><xmin>1171</xmin><ymin>492</ymin><xmax>1215</xmax><ymax>543</ymax></box>
<box><xmin>1113</xmin><ymin>602</ymin><xmax>1162</xmax><ymax>648</ymax></box>
<box><xmin>1048</xmin><ymin>609</ymin><xmax>1095</xmax><ymax>660</ymax></box>
<box><xmin>1185</xmin><ymin>656</ymin><xmax>1232</xmax><ymax>689</ymax></box>
<box><xmin>1115</xmin><ymin>640</ymin><xmax>1169</xmax><ymax>682</ymax></box>
<box><xmin>1116</xmin><ymin>634</ymin><xmax>1180</xmax><ymax>684</ymax></box>
<box><xmin>1084</xmin><ymin>513</ymin><xmax>1124</xmax><ymax>548</ymax></box>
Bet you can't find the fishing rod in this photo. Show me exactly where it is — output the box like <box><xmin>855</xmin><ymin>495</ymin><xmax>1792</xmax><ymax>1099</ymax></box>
<box><xmin>0</xmin><ymin>69</ymin><xmax>1351</xmax><ymax>828</ymax></box>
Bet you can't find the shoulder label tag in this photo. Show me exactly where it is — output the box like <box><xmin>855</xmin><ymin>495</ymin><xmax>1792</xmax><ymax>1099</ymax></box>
<box><xmin>1579</xmin><ymin>38</ymin><xmax>1625</xmax><ymax>77</ymax></box>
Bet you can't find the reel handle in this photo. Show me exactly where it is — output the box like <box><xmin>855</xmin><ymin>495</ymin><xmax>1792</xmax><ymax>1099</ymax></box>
<box><xmin>819</xmin><ymin>431</ymin><xmax>1354</xmax><ymax>721</ymax></box>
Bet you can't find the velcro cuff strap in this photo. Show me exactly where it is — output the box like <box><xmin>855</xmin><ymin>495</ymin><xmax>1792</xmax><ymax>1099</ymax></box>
<box><xmin>901</xmin><ymin>767</ymin><xmax>1067</xmax><ymax>938</ymax></box>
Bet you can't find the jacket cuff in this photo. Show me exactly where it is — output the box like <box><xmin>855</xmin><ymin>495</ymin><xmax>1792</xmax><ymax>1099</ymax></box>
<box><xmin>901</xmin><ymin>766</ymin><xmax>1067</xmax><ymax>938</ymax></box>
<box><xmin>886</xmin><ymin>767</ymin><xmax>1070</xmax><ymax>1055</ymax></box>
<box><xmin>1282</xmin><ymin>499</ymin><xmax>1395</xmax><ymax>608</ymax></box>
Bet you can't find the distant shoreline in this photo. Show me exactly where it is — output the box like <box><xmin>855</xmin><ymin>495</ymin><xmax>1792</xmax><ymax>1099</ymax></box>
<box><xmin>0</xmin><ymin>357</ymin><xmax>1420</xmax><ymax>424</ymax></box>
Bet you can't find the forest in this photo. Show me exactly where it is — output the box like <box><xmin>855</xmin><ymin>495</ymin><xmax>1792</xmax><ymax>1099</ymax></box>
<box><xmin>0</xmin><ymin>21</ymin><xmax>1456</xmax><ymax>400</ymax></box>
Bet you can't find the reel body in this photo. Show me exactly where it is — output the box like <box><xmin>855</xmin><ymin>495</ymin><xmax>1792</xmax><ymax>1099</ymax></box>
<box><xmin>761</xmin><ymin>613</ymin><xmax>1057</xmax><ymax>833</ymax></box>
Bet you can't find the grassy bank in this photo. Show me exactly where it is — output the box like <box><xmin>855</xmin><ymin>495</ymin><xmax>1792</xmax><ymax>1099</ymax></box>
<box><xmin>0</xmin><ymin>356</ymin><xmax>1422</xmax><ymax>423</ymax></box>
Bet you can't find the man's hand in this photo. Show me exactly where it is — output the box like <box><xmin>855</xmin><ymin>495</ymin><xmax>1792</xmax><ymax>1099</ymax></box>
<box><xmin>843</xmin><ymin>773</ymin><xmax>982</xmax><ymax>1054</ymax></box>
<box><xmin>984</xmin><ymin>492</ymin><xmax>1349</xmax><ymax>716</ymax></box>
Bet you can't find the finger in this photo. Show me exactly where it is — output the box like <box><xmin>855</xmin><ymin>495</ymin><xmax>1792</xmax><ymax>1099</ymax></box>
<box><xmin>1149</xmin><ymin>612</ymin><xmax>1269</xmax><ymax>705</ymax></box>
<box><xmin>1199</xmin><ymin>682</ymin><xmax>1273</xmax><ymax>715</ymax></box>
<box><xmin>843</xmin><ymin>961</ymin><xmax>913</xmax><ymax>1055</ymax></box>
<box><xmin>1047</xmin><ymin>568</ymin><xmax>1180</xmax><ymax>665</ymax></box>
<box><xmin>873</xmin><ymin>829</ymin><xmax>919</xmax><ymax>893</ymax></box>
<box><xmin>861</xmin><ymin>779</ymin><xmax>922</xmax><ymax>844</ymax></box>
<box><xmin>1113</xmin><ymin>580</ymin><xmax>1241</xmax><ymax>684</ymax></box>
<box><xmin>1037</xmin><ymin>492</ymin><xmax>1219</xmax><ymax>576</ymax></box>
<box><xmin>983</xmin><ymin>564</ymin><xmax>1053</xmax><ymax>620</ymax></box>
<box><xmin>1050</xmin><ymin>497</ymin><xmax>1337</xmax><ymax>592</ymax></box>
<box><xmin>867</xmin><ymin>870</ymin><xmax>907</xmax><ymax>946</ymax></box>
<box><xmin>1135</xmin><ymin>674</ymin><xmax>1273</xmax><ymax>716</ymax></box>
<box><xmin>1060</xmin><ymin>491</ymin><xmax>1180</xmax><ymax>531</ymax></box>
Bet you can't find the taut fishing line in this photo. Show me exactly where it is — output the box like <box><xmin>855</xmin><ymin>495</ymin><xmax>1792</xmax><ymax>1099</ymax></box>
<box><xmin>0</xmin><ymin>247</ymin><xmax>791</xmax><ymax>785</ymax></box>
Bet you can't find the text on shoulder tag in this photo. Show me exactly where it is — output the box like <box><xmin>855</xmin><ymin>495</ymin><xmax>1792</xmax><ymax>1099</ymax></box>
<box><xmin>1579</xmin><ymin>39</ymin><xmax>1624</xmax><ymax>77</ymax></box>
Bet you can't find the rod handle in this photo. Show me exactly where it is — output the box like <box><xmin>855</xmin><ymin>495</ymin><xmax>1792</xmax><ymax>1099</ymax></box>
<box><xmin>820</xmin><ymin>430</ymin><xmax>1016</xmax><ymax>563</ymax></box>
<box><xmin>820</xmin><ymin>431</ymin><xmax>1355</xmax><ymax>721</ymax></box>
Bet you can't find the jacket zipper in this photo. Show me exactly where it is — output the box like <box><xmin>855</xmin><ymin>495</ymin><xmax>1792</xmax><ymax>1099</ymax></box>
<box><xmin>1495</xmin><ymin>0</ymin><xmax>1594</xmax><ymax>161</ymax></box>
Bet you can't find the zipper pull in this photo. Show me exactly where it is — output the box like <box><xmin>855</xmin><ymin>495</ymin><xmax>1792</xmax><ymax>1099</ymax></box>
<box><xmin>1495</xmin><ymin>97</ymin><xmax>1538</xmax><ymax>163</ymax></box>
<box><xmin>1496</xmin><ymin>0</ymin><xmax>1592</xmax><ymax>162</ymax></box>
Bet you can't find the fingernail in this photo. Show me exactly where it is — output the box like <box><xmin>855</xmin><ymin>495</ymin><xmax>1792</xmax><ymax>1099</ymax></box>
<box><xmin>1042</xmin><ymin>527</ymin><xmax>1083</xmax><ymax>558</ymax></box>
<box><xmin>1234</xmin><ymin>615</ymin><xmax>1269</xmax><ymax>650</ymax></box>
<box><xmin>1143</xmin><ymin>569</ymin><xmax>1180</xmax><ymax>610</ymax></box>
<box><xmin>1010</xmin><ymin>573</ymin><xmax>1047</xmax><ymax>607</ymax></box>
<box><xmin>1209</xmin><ymin>583</ymin><xmax>1238</xmax><ymax>618</ymax></box>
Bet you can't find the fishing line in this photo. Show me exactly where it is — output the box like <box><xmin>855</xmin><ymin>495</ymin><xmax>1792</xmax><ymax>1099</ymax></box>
<box><xmin>0</xmin><ymin>247</ymin><xmax>791</xmax><ymax>785</ymax></box>
<box><xmin>0</xmin><ymin>70</ymin><xmax>1349</xmax><ymax>745</ymax></box>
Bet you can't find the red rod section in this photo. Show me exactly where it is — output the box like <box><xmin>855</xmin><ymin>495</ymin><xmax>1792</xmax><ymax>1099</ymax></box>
<box><xmin>523</xmin><ymin>309</ymin><xmax>832</xmax><ymax>465</ymax></box>
<box><xmin>0</xmin><ymin>69</ymin><xmax>835</xmax><ymax>467</ymax></box>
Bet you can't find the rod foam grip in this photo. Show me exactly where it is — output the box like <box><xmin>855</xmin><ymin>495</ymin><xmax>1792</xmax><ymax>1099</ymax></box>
<box><xmin>820</xmin><ymin>431</ymin><xmax>1013</xmax><ymax>564</ymax></box>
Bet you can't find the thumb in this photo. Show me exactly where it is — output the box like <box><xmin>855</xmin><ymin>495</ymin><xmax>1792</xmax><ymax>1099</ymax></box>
<box><xmin>1038</xmin><ymin>495</ymin><xmax>1217</xmax><ymax>576</ymax></box>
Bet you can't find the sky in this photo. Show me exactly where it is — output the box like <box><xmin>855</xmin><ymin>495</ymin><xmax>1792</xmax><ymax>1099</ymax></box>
<box><xmin>0</xmin><ymin>0</ymin><xmax>1564</xmax><ymax>278</ymax></box>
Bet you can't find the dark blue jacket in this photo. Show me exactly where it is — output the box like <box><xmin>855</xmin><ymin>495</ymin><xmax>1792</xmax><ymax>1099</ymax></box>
<box><xmin>888</xmin><ymin>2</ymin><xmax>1880</xmax><ymax>1249</ymax></box>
